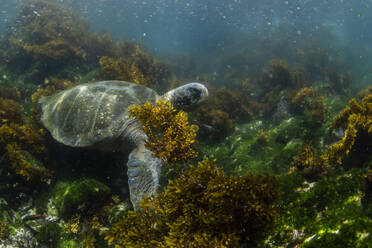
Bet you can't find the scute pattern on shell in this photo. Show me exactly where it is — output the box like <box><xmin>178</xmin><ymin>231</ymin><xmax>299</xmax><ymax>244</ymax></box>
<box><xmin>40</xmin><ymin>81</ymin><xmax>158</xmax><ymax>149</ymax></box>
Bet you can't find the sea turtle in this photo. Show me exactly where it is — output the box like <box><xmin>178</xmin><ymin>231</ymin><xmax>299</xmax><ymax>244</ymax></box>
<box><xmin>39</xmin><ymin>80</ymin><xmax>208</xmax><ymax>210</ymax></box>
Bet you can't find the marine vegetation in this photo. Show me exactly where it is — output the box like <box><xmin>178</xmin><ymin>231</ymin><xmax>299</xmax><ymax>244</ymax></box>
<box><xmin>326</xmin><ymin>71</ymin><xmax>352</xmax><ymax>95</ymax></box>
<box><xmin>0</xmin><ymin>99</ymin><xmax>46</xmax><ymax>155</ymax></box>
<box><xmin>290</xmin><ymin>142</ymin><xmax>326</xmax><ymax>181</ymax></box>
<box><xmin>356</xmin><ymin>86</ymin><xmax>372</xmax><ymax>99</ymax></box>
<box><xmin>23</xmin><ymin>39</ymin><xmax>84</xmax><ymax>65</ymax></box>
<box><xmin>0</xmin><ymin>95</ymin><xmax>51</xmax><ymax>184</ymax></box>
<box><xmin>99</xmin><ymin>45</ymin><xmax>171</xmax><ymax>88</ymax></box>
<box><xmin>191</xmin><ymin>99</ymin><xmax>235</xmax><ymax>141</ymax></box>
<box><xmin>262</xmin><ymin>169</ymin><xmax>372</xmax><ymax>247</ymax></box>
<box><xmin>291</xmin><ymin>87</ymin><xmax>327</xmax><ymax>127</ymax></box>
<box><xmin>261</xmin><ymin>59</ymin><xmax>306</xmax><ymax>93</ymax></box>
<box><xmin>0</xmin><ymin>0</ymin><xmax>89</xmax><ymax>80</ymax></box>
<box><xmin>251</xmin><ymin>59</ymin><xmax>308</xmax><ymax>119</ymax></box>
<box><xmin>6</xmin><ymin>143</ymin><xmax>51</xmax><ymax>183</ymax></box>
<box><xmin>197</xmin><ymin>119</ymin><xmax>305</xmax><ymax>176</ymax></box>
<box><xmin>53</xmin><ymin>179</ymin><xmax>111</xmax><ymax>220</ymax></box>
<box><xmin>213</xmin><ymin>88</ymin><xmax>260</xmax><ymax>122</ymax></box>
<box><xmin>35</xmin><ymin>223</ymin><xmax>63</xmax><ymax>247</ymax></box>
<box><xmin>321</xmin><ymin>93</ymin><xmax>372</xmax><ymax>167</ymax></box>
<box><xmin>0</xmin><ymin>1</ymin><xmax>370</xmax><ymax>248</ymax></box>
<box><xmin>51</xmin><ymin>179</ymin><xmax>113</xmax><ymax>248</ymax></box>
<box><xmin>0</xmin><ymin>220</ymin><xmax>10</xmax><ymax>240</ymax></box>
<box><xmin>0</xmin><ymin>0</ymin><xmax>171</xmax><ymax>87</ymax></box>
<box><xmin>105</xmin><ymin>158</ymin><xmax>280</xmax><ymax>247</ymax></box>
<box><xmin>31</xmin><ymin>77</ymin><xmax>76</xmax><ymax>102</ymax></box>
<box><xmin>191</xmin><ymin>87</ymin><xmax>262</xmax><ymax>141</ymax></box>
<box><xmin>0</xmin><ymin>86</ymin><xmax>21</xmax><ymax>101</ymax></box>
<box><xmin>0</xmin><ymin>124</ymin><xmax>50</xmax><ymax>184</ymax></box>
<box><xmin>57</xmin><ymin>194</ymin><xmax>130</xmax><ymax>248</ymax></box>
<box><xmin>0</xmin><ymin>97</ymin><xmax>25</xmax><ymax>126</ymax></box>
<box><xmin>63</xmin><ymin>214</ymin><xmax>106</xmax><ymax>248</ymax></box>
<box><xmin>298</xmin><ymin>47</ymin><xmax>334</xmax><ymax>82</ymax></box>
<box><xmin>129</xmin><ymin>100</ymin><xmax>198</xmax><ymax>164</ymax></box>
<box><xmin>33</xmin><ymin>200</ymin><xmax>117</xmax><ymax>248</ymax></box>
<box><xmin>291</xmin><ymin>142</ymin><xmax>320</xmax><ymax>170</ymax></box>
<box><xmin>297</xmin><ymin>46</ymin><xmax>352</xmax><ymax>95</ymax></box>
<box><xmin>363</xmin><ymin>171</ymin><xmax>372</xmax><ymax>217</ymax></box>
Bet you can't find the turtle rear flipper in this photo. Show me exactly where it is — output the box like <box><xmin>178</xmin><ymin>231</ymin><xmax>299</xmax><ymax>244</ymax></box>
<box><xmin>127</xmin><ymin>144</ymin><xmax>162</xmax><ymax>210</ymax></box>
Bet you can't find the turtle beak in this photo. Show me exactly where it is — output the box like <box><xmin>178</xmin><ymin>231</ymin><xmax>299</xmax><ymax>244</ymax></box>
<box><xmin>204</xmin><ymin>85</ymin><xmax>209</xmax><ymax>98</ymax></box>
<box><xmin>189</xmin><ymin>82</ymin><xmax>208</xmax><ymax>110</ymax></box>
<box><xmin>199</xmin><ymin>83</ymin><xmax>208</xmax><ymax>101</ymax></box>
<box><xmin>198</xmin><ymin>83</ymin><xmax>208</xmax><ymax>98</ymax></box>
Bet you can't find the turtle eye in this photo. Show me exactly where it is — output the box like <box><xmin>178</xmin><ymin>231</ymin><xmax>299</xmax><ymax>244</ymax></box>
<box><xmin>189</xmin><ymin>87</ymin><xmax>201</xmax><ymax>99</ymax></box>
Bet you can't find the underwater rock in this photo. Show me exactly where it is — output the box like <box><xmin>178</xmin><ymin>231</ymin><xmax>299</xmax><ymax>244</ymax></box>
<box><xmin>53</xmin><ymin>179</ymin><xmax>111</xmax><ymax>220</ymax></box>
<box><xmin>56</xmin><ymin>240</ymin><xmax>79</xmax><ymax>248</ymax></box>
<box><xmin>191</xmin><ymin>86</ymin><xmax>262</xmax><ymax>142</ymax></box>
<box><xmin>0</xmin><ymin>227</ymin><xmax>37</xmax><ymax>248</ymax></box>
<box><xmin>0</xmin><ymin>220</ymin><xmax>10</xmax><ymax>241</ymax></box>
<box><xmin>35</xmin><ymin>222</ymin><xmax>62</xmax><ymax>247</ymax></box>
<box><xmin>272</xmin><ymin>95</ymin><xmax>291</xmax><ymax>124</ymax></box>
<box><xmin>197</xmin><ymin>120</ymin><xmax>301</xmax><ymax>175</ymax></box>
<box><xmin>362</xmin><ymin>172</ymin><xmax>372</xmax><ymax>217</ymax></box>
<box><xmin>265</xmin><ymin>169</ymin><xmax>372</xmax><ymax>247</ymax></box>
<box><xmin>290</xmin><ymin>87</ymin><xmax>326</xmax><ymax>127</ymax></box>
<box><xmin>192</xmin><ymin>104</ymin><xmax>235</xmax><ymax>142</ymax></box>
<box><xmin>0</xmin><ymin>87</ymin><xmax>21</xmax><ymax>102</ymax></box>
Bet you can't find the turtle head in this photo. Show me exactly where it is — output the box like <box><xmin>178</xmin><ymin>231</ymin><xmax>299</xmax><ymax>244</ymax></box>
<box><xmin>162</xmin><ymin>82</ymin><xmax>208</xmax><ymax>111</ymax></box>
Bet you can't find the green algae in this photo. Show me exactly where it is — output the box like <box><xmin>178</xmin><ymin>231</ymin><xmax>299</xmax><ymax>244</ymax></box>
<box><xmin>35</xmin><ymin>222</ymin><xmax>63</xmax><ymax>247</ymax></box>
<box><xmin>261</xmin><ymin>169</ymin><xmax>372</xmax><ymax>248</ymax></box>
<box><xmin>197</xmin><ymin>120</ymin><xmax>305</xmax><ymax>175</ymax></box>
<box><xmin>53</xmin><ymin>178</ymin><xmax>111</xmax><ymax>219</ymax></box>
<box><xmin>57</xmin><ymin>240</ymin><xmax>80</xmax><ymax>248</ymax></box>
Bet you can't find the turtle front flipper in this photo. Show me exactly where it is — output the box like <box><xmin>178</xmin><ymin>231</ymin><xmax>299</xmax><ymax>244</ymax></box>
<box><xmin>127</xmin><ymin>143</ymin><xmax>162</xmax><ymax>210</ymax></box>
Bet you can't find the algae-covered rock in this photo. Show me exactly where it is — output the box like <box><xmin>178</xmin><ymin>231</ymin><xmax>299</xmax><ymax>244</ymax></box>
<box><xmin>0</xmin><ymin>220</ymin><xmax>10</xmax><ymax>240</ymax></box>
<box><xmin>198</xmin><ymin>120</ymin><xmax>303</xmax><ymax>175</ymax></box>
<box><xmin>105</xmin><ymin>197</ymin><xmax>131</xmax><ymax>224</ymax></box>
<box><xmin>362</xmin><ymin>171</ymin><xmax>372</xmax><ymax>218</ymax></box>
<box><xmin>271</xmin><ymin>138</ymin><xmax>304</xmax><ymax>172</ymax></box>
<box><xmin>261</xmin><ymin>169</ymin><xmax>372</xmax><ymax>248</ymax></box>
<box><xmin>35</xmin><ymin>222</ymin><xmax>62</xmax><ymax>247</ymax></box>
<box><xmin>57</xmin><ymin>239</ymin><xmax>79</xmax><ymax>248</ymax></box>
<box><xmin>270</xmin><ymin>117</ymin><xmax>309</xmax><ymax>144</ymax></box>
<box><xmin>54</xmin><ymin>178</ymin><xmax>111</xmax><ymax>219</ymax></box>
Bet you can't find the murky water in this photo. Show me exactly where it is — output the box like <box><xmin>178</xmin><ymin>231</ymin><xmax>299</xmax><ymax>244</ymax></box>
<box><xmin>0</xmin><ymin>1</ymin><xmax>371</xmax><ymax>247</ymax></box>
